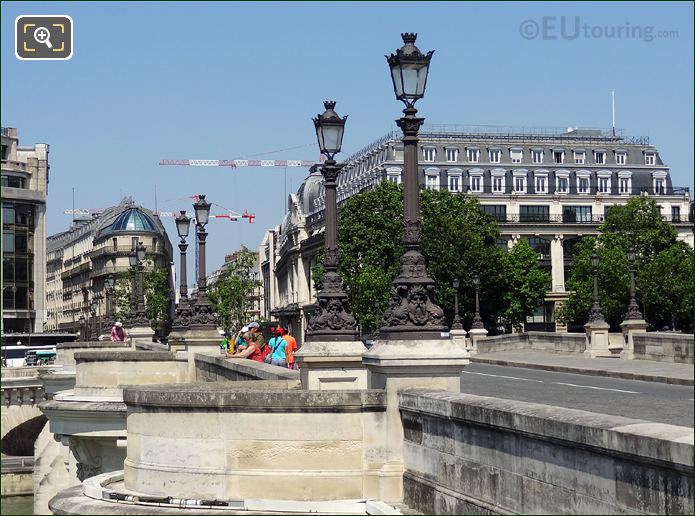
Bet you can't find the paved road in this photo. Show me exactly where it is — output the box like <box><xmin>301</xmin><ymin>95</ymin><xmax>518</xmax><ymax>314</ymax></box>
<box><xmin>461</xmin><ymin>363</ymin><xmax>694</xmax><ymax>427</ymax></box>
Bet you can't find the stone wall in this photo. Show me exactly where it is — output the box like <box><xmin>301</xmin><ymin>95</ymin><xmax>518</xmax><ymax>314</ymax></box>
<box><xmin>632</xmin><ymin>332</ymin><xmax>694</xmax><ymax>364</ymax></box>
<box><xmin>194</xmin><ymin>353</ymin><xmax>300</xmax><ymax>383</ymax></box>
<box><xmin>122</xmin><ymin>384</ymin><xmax>389</xmax><ymax>502</ymax></box>
<box><xmin>56</xmin><ymin>341</ymin><xmax>132</xmax><ymax>368</ymax></box>
<box><xmin>399</xmin><ymin>390</ymin><xmax>693</xmax><ymax>515</ymax></box>
<box><xmin>477</xmin><ymin>332</ymin><xmax>586</xmax><ymax>354</ymax></box>
<box><xmin>73</xmin><ymin>351</ymin><xmax>188</xmax><ymax>397</ymax></box>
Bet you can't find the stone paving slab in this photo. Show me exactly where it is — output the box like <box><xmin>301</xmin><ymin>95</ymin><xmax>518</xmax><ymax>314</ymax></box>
<box><xmin>471</xmin><ymin>351</ymin><xmax>694</xmax><ymax>386</ymax></box>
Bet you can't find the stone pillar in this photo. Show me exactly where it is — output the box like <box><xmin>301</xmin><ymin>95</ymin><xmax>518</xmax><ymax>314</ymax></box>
<box><xmin>583</xmin><ymin>320</ymin><xmax>611</xmax><ymax>358</ymax></box>
<box><xmin>551</xmin><ymin>234</ymin><xmax>565</xmax><ymax>293</ymax></box>
<box><xmin>363</xmin><ymin>338</ymin><xmax>469</xmax><ymax>502</ymax></box>
<box><xmin>449</xmin><ymin>328</ymin><xmax>468</xmax><ymax>352</ymax></box>
<box><xmin>620</xmin><ymin>318</ymin><xmax>648</xmax><ymax>360</ymax></box>
<box><xmin>295</xmin><ymin>340</ymin><xmax>368</xmax><ymax>390</ymax></box>
<box><xmin>467</xmin><ymin>327</ymin><xmax>488</xmax><ymax>354</ymax></box>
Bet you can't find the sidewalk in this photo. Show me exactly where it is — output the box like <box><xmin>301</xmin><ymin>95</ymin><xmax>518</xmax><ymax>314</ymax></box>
<box><xmin>471</xmin><ymin>351</ymin><xmax>694</xmax><ymax>386</ymax></box>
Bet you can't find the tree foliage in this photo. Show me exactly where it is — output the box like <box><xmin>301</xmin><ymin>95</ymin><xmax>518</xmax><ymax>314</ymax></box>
<box><xmin>501</xmin><ymin>241</ymin><xmax>551</xmax><ymax>331</ymax></box>
<box><xmin>208</xmin><ymin>247</ymin><xmax>260</xmax><ymax>333</ymax></box>
<box><xmin>112</xmin><ymin>260</ymin><xmax>172</xmax><ymax>334</ymax></box>
<box><xmin>314</xmin><ymin>182</ymin><xmax>549</xmax><ymax>335</ymax></box>
<box><xmin>143</xmin><ymin>260</ymin><xmax>171</xmax><ymax>335</ymax></box>
<box><xmin>558</xmin><ymin>197</ymin><xmax>692</xmax><ymax>331</ymax></box>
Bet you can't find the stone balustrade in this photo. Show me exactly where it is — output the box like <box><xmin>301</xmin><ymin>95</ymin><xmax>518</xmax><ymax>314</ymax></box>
<box><xmin>632</xmin><ymin>332</ymin><xmax>694</xmax><ymax>364</ymax></box>
<box><xmin>1</xmin><ymin>378</ymin><xmax>46</xmax><ymax>407</ymax></box>
<box><xmin>399</xmin><ymin>390</ymin><xmax>694</xmax><ymax>515</ymax></box>
<box><xmin>476</xmin><ymin>331</ymin><xmax>586</xmax><ymax>354</ymax></box>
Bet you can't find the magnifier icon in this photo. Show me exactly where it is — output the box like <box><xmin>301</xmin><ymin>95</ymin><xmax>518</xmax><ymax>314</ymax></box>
<box><xmin>33</xmin><ymin>26</ymin><xmax>53</xmax><ymax>49</ymax></box>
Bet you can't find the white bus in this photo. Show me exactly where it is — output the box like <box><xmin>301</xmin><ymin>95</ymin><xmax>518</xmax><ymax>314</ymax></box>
<box><xmin>1</xmin><ymin>345</ymin><xmax>57</xmax><ymax>367</ymax></box>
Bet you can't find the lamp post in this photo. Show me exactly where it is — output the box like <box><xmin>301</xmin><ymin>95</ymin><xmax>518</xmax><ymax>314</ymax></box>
<box><xmin>589</xmin><ymin>252</ymin><xmax>604</xmax><ymax>322</ymax></box>
<box><xmin>175</xmin><ymin>210</ymin><xmax>191</xmax><ymax>300</ymax></box>
<box><xmin>451</xmin><ymin>278</ymin><xmax>463</xmax><ymax>330</ymax></box>
<box><xmin>89</xmin><ymin>300</ymin><xmax>98</xmax><ymax>340</ymax></box>
<box><xmin>471</xmin><ymin>275</ymin><xmax>485</xmax><ymax>329</ymax></box>
<box><xmin>187</xmin><ymin>195</ymin><xmax>216</xmax><ymax>327</ymax></box>
<box><xmin>104</xmin><ymin>274</ymin><xmax>115</xmax><ymax>330</ymax></box>
<box><xmin>126</xmin><ymin>241</ymin><xmax>149</xmax><ymax>327</ymax></box>
<box><xmin>625</xmin><ymin>246</ymin><xmax>643</xmax><ymax>320</ymax></box>
<box><xmin>305</xmin><ymin>101</ymin><xmax>357</xmax><ymax>341</ymax></box>
<box><xmin>78</xmin><ymin>315</ymin><xmax>86</xmax><ymax>341</ymax></box>
<box><xmin>381</xmin><ymin>33</ymin><xmax>446</xmax><ymax>339</ymax></box>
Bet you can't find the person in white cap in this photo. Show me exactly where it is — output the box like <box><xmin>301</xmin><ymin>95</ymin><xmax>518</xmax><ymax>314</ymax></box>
<box><xmin>226</xmin><ymin>325</ymin><xmax>250</xmax><ymax>356</ymax></box>
<box><xmin>110</xmin><ymin>321</ymin><xmax>128</xmax><ymax>342</ymax></box>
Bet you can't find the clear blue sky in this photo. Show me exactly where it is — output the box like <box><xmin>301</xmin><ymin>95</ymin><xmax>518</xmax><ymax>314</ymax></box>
<box><xmin>2</xmin><ymin>1</ymin><xmax>693</xmax><ymax>277</ymax></box>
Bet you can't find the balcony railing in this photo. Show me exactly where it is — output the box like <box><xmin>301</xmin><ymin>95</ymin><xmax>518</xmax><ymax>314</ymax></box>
<box><xmin>457</xmin><ymin>185</ymin><xmax>690</xmax><ymax>196</ymax></box>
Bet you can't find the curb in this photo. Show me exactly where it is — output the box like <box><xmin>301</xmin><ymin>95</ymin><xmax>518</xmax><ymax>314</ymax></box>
<box><xmin>470</xmin><ymin>357</ymin><xmax>694</xmax><ymax>386</ymax></box>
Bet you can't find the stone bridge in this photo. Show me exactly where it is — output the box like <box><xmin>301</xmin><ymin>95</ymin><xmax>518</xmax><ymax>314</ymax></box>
<box><xmin>1</xmin><ymin>375</ymin><xmax>48</xmax><ymax>456</ymax></box>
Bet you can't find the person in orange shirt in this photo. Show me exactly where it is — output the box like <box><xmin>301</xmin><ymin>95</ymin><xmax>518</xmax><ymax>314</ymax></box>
<box><xmin>281</xmin><ymin>327</ymin><xmax>298</xmax><ymax>370</ymax></box>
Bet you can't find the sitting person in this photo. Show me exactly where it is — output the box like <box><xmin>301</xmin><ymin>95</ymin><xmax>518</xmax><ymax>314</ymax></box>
<box><xmin>227</xmin><ymin>323</ymin><xmax>265</xmax><ymax>362</ymax></box>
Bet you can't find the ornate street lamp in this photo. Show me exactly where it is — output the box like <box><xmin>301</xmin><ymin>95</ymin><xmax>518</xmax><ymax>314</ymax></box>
<box><xmin>625</xmin><ymin>246</ymin><xmax>643</xmax><ymax>320</ymax></box>
<box><xmin>451</xmin><ymin>278</ymin><xmax>463</xmax><ymax>330</ymax></box>
<box><xmin>104</xmin><ymin>274</ymin><xmax>115</xmax><ymax>327</ymax></box>
<box><xmin>305</xmin><ymin>101</ymin><xmax>357</xmax><ymax>342</ymax></box>
<box><xmin>471</xmin><ymin>275</ymin><xmax>485</xmax><ymax>329</ymax></box>
<box><xmin>78</xmin><ymin>315</ymin><xmax>86</xmax><ymax>341</ymax></box>
<box><xmin>125</xmin><ymin>241</ymin><xmax>149</xmax><ymax>327</ymax></box>
<box><xmin>175</xmin><ymin>210</ymin><xmax>191</xmax><ymax>300</ymax></box>
<box><xmin>381</xmin><ymin>33</ymin><xmax>446</xmax><ymax>340</ymax></box>
<box><xmin>187</xmin><ymin>195</ymin><xmax>216</xmax><ymax>327</ymax></box>
<box><xmin>589</xmin><ymin>252</ymin><xmax>605</xmax><ymax>322</ymax></box>
<box><xmin>89</xmin><ymin>300</ymin><xmax>98</xmax><ymax>340</ymax></box>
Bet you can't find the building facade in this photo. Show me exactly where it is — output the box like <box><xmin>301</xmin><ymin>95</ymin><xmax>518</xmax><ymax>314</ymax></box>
<box><xmin>45</xmin><ymin>198</ymin><xmax>173</xmax><ymax>333</ymax></box>
<box><xmin>260</xmin><ymin>126</ymin><xmax>692</xmax><ymax>336</ymax></box>
<box><xmin>2</xmin><ymin>127</ymin><xmax>49</xmax><ymax>333</ymax></box>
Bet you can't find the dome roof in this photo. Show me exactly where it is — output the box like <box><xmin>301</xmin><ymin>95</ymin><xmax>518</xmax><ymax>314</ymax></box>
<box><xmin>96</xmin><ymin>203</ymin><xmax>163</xmax><ymax>239</ymax></box>
<box><xmin>296</xmin><ymin>170</ymin><xmax>324</xmax><ymax>214</ymax></box>
<box><xmin>110</xmin><ymin>208</ymin><xmax>157</xmax><ymax>232</ymax></box>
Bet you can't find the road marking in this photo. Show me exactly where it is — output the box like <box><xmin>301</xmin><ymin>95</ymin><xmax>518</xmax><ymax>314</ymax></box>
<box><xmin>462</xmin><ymin>371</ymin><xmax>544</xmax><ymax>383</ymax></box>
<box><xmin>552</xmin><ymin>382</ymin><xmax>640</xmax><ymax>394</ymax></box>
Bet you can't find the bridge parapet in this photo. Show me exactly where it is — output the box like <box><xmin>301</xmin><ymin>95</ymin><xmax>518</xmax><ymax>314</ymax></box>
<box><xmin>2</xmin><ymin>378</ymin><xmax>46</xmax><ymax>407</ymax></box>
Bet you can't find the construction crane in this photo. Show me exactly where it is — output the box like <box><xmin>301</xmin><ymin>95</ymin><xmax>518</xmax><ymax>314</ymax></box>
<box><xmin>159</xmin><ymin>158</ymin><xmax>319</xmax><ymax>168</ymax></box>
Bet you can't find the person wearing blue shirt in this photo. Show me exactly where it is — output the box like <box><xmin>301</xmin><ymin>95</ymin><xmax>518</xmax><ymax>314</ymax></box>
<box><xmin>267</xmin><ymin>327</ymin><xmax>288</xmax><ymax>367</ymax></box>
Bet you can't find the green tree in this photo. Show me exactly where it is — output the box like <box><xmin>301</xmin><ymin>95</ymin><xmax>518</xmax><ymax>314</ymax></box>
<box><xmin>208</xmin><ymin>247</ymin><xmax>260</xmax><ymax>333</ymax></box>
<box><xmin>143</xmin><ymin>260</ymin><xmax>171</xmax><ymax>335</ymax></box>
<box><xmin>313</xmin><ymin>182</ymin><xmax>548</xmax><ymax>335</ymax></box>
<box><xmin>501</xmin><ymin>241</ymin><xmax>551</xmax><ymax>331</ymax></box>
<box><xmin>558</xmin><ymin>197</ymin><xmax>689</xmax><ymax>330</ymax></box>
<box><xmin>637</xmin><ymin>241</ymin><xmax>694</xmax><ymax>332</ymax></box>
<box><xmin>113</xmin><ymin>271</ymin><xmax>133</xmax><ymax>323</ymax></box>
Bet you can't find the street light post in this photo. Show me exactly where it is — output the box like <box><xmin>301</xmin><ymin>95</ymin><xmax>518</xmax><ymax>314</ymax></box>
<box><xmin>186</xmin><ymin>195</ymin><xmax>216</xmax><ymax>327</ymax></box>
<box><xmin>78</xmin><ymin>315</ymin><xmax>86</xmax><ymax>341</ymax></box>
<box><xmin>89</xmin><ymin>301</ymin><xmax>98</xmax><ymax>340</ymax></box>
<box><xmin>125</xmin><ymin>241</ymin><xmax>149</xmax><ymax>327</ymax></box>
<box><xmin>175</xmin><ymin>210</ymin><xmax>191</xmax><ymax>300</ymax></box>
<box><xmin>305</xmin><ymin>101</ymin><xmax>357</xmax><ymax>342</ymax></box>
<box><xmin>589</xmin><ymin>252</ymin><xmax>605</xmax><ymax>322</ymax></box>
<box><xmin>625</xmin><ymin>246</ymin><xmax>643</xmax><ymax>320</ymax></box>
<box><xmin>451</xmin><ymin>279</ymin><xmax>463</xmax><ymax>330</ymax></box>
<box><xmin>104</xmin><ymin>274</ymin><xmax>116</xmax><ymax>330</ymax></box>
<box><xmin>381</xmin><ymin>33</ymin><xmax>446</xmax><ymax>340</ymax></box>
<box><xmin>471</xmin><ymin>275</ymin><xmax>485</xmax><ymax>329</ymax></box>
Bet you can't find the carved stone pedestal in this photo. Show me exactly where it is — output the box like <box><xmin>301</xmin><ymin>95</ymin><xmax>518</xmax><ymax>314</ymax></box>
<box><xmin>620</xmin><ymin>318</ymin><xmax>648</xmax><ymax>360</ymax></box>
<box><xmin>362</xmin><ymin>338</ymin><xmax>469</xmax><ymax>502</ymax></box>
<box><xmin>584</xmin><ymin>319</ymin><xmax>611</xmax><ymax>358</ymax></box>
<box><xmin>126</xmin><ymin>325</ymin><xmax>154</xmax><ymax>346</ymax></box>
<box><xmin>468</xmin><ymin>327</ymin><xmax>488</xmax><ymax>355</ymax></box>
<box><xmin>294</xmin><ymin>340</ymin><xmax>368</xmax><ymax>390</ymax></box>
